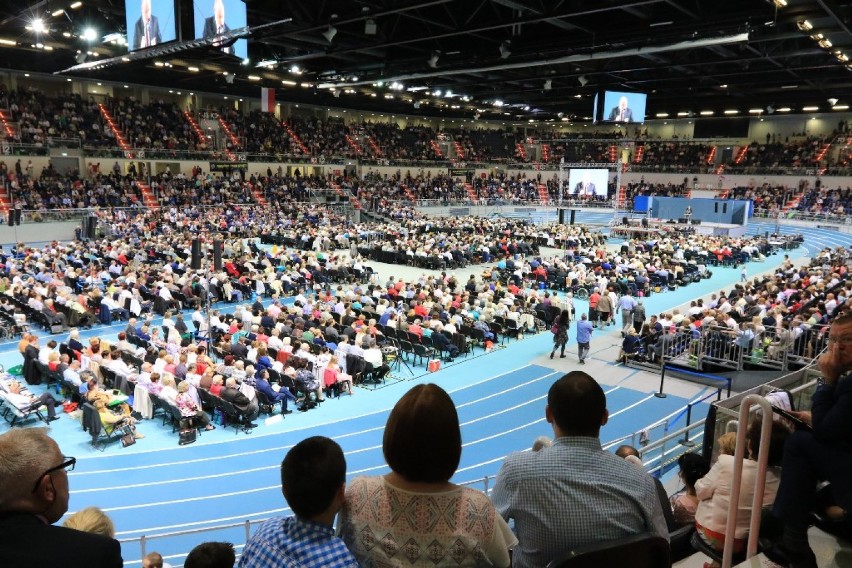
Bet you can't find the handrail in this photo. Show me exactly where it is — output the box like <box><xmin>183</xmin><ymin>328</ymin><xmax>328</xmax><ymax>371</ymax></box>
<box><xmin>723</xmin><ymin>394</ymin><xmax>773</xmax><ymax>567</ymax></box>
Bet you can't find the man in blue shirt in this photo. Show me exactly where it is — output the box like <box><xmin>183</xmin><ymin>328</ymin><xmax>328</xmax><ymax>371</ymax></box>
<box><xmin>239</xmin><ymin>436</ymin><xmax>358</xmax><ymax>568</ymax></box>
<box><xmin>618</xmin><ymin>294</ymin><xmax>636</xmax><ymax>336</ymax></box>
<box><xmin>575</xmin><ymin>312</ymin><xmax>594</xmax><ymax>364</ymax></box>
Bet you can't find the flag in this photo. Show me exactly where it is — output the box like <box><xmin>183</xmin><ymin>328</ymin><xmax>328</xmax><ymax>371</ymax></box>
<box><xmin>261</xmin><ymin>88</ymin><xmax>275</xmax><ymax>113</ymax></box>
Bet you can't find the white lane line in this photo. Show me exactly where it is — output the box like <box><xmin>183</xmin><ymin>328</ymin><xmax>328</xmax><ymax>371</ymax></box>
<box><xmin>608</xmin><ymin>393</ymin><xmax>656</xmax><ymax>417</ymax></box>
<box><xmin>74</xmin><ymin>363</ymin><xmax>538</xmax><ymax>461</ymax></box>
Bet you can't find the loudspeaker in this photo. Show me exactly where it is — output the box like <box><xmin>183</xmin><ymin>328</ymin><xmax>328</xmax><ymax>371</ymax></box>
<box><xmin>213</xmin><ymin>240</ymin><xmax>223</xmax><ymax>271</ymax></box>
<box><xmin>13</xmin><ymin>208</ymin><xmax>20</xmax><ymax>226</ymax></box>
<box><xmin>191</xmin><ymin>239</ymin><xmax>202</xmax><ymax>270</ymax></box>
<box><xmin>569</xmin><ymin>210</ymin><xmax>576</xmax><ymax>225</ymax></box>
<box><xmin>558</xmin><ymin>209</ymin><xmax>566</xmax><ymax>224</ymax></box>
<box><xmin>723</xmin><ymin>203</ymin><xmax>728</xmax><ymax>214</ymax></box>
<box><xmin>641</xmin><ymin>218</ymin><xmax>648</xmax><ymax>228</ymax></box>
<box><xmin>84</xmin><ymin>216</ymin><xmax>96</xmax><ymax>239</ymax></box>
<box><xmin>715</xmin><ymin>202</ymin><xmax>719</xmax><ymax>213</ymax></box>
<box><xmin>7</xmin><ymin>210</ymin><xmax>13</xmax><ymax>227</ymax></box>
<box><xmin>622</xmin><ymin>216</ymin><xmax>629</xmax><ymax>226</ymax></box>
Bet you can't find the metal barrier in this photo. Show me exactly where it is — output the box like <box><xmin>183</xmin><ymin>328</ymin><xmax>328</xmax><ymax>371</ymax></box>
<box><xmin>698</xmin><ymin>326</ymin><xmax>743</xmax><ymax>371</ymax></box>
<box><xmin>657</xmin><ymin>363</ymin><xmax>732</xmax><ymax>399</ymax></box>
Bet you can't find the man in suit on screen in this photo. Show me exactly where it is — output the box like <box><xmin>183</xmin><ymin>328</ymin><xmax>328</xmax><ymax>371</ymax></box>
<box><xmin>573</xmin><ymin>172</ymin><xmax>596</xmax><ymax>197</ymax></box>
<box><xmin>202</xmin><ymin>0</ymin><xmax>234</xmax><ymax>55</ymax></box>
<box><xmin>608</xmin><ymin>96</ymin><xmax>634</xmax><ymax>123</ymax></box>
<box><xmin>132</xmin><ymin>0</ymin><xmax>161</xmax><ymax>50</ymax></box>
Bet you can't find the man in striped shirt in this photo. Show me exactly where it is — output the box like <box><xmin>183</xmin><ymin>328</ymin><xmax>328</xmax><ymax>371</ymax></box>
<box><xmin>491</xmin><ymin>371</ymin><xmax>668</xmax><ymax>568</ymax></box>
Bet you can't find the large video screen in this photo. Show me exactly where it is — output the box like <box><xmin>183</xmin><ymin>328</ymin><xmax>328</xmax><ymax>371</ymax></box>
<box><xmin>601</xmin><ymin>90</ymin><xmax>647</xmax><ymax>124</ymax></box>
<box><xmin>194</xmin><ymin>0</ymin><xmax>247</xmax><ymax>59</ymax></box>
<box><xmin>568</xmin><ymin>168</ymin><xmax>609</xmax><ymax>198</ymax></box>
<box><xmin>126</xmin><ymin>0</ymin><xmax>177</xmax><ymax>51</ymax></box>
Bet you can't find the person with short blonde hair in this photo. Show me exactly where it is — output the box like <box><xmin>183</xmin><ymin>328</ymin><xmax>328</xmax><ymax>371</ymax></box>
<box><xmin>63</xmin><ymin>506</ymin><xmax>116</xmax><ymax>538</ymax></box>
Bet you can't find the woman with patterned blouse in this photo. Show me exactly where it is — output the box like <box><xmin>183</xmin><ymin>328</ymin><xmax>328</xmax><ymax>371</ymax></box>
<box><xmin>338</xmin><ymin>383</ymin><xmax>516</xmax><ymax>566</ymax></box>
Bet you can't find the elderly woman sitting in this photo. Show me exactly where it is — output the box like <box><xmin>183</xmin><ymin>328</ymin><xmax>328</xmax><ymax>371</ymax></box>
<box><xmin>176</xmin><ymin>381</ymin><xmax>215</xmax><ymax>431</ymax></box>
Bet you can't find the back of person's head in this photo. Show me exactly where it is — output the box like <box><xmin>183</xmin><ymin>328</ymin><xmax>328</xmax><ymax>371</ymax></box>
<box><xmin>62</xmin><ymin>506</ymin><xmax>115</xmax><ymax>538</ymax></box>
<box><xmin>281</xmin><ymin>436</ymin><xmax>346</xmax><ymax>519</ymax></box>
<box><xmin>383</xmin><ymin>383</ymin><xmax>461</xmax><ymax>483</ymax></box>
<box><xmin>0</xmin><ymin>428</ymin><xmax>60</xmax><ymax>521</ymax></box>
<box><xmin>547</xmin><ymin>371</ymin><xmax>607</xmax><ymax>437</ymax></box>
<box><xmin>183</xmin><ymin>541</ymin><xmax>235</xmax><ymax>568</ymax></box>
<box><xmin>677</xmin><ymin>452</ymin><xmax>710</xmax><ymax>489</ymax></box>
<box><xmin>614</xmin><ymin>444</ymin><xmax>640</xmax><ymax>459</ymax></box>
<box><xmin>746</xmin><ymin>418</ymin><xmax>790</xmax><ymax>467</ymax></box>
<box><xmin>142</xmin><ymin>551</ymin><xmax>164</xmax><ymax>568</ymax></box>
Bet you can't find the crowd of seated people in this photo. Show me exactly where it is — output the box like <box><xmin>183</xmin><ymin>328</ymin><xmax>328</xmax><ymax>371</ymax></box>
<box><xmin>635</xmin><ymin>142</ymin><xmax>714</xmax><ymax>173</ymax></box>
<box><xmin>0</xmin><ymin>87</ymin><xmax>114</xmax><ymax>147</ymax></box>
<box><xmin>103</xmin><ymin>97</ymin><xmax>204</xmax><ymax>153</ymax></box>
<box><xmin>728</xmin><ymin>182</ymin><xmax>809</xmax><ymax>214</ymax></box>
<box><xmin>621</xmin><ymin>245</ymin><xmax>849</xmax><ymax>367</ymax></box>
<box><xmin>730</xmin><ymin>136</ymin><xmax>830</xmax><ymax>171</ymax></box>
<box><xmin>795</xmin><ymin>185</ymin><xmax>852</xmax><ymax>216</ymax></box>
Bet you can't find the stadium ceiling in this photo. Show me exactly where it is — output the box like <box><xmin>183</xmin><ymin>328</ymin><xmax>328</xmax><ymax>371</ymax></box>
<box><xmin>3</xmin><ymin>0</ymin><xmax>852</xmax><ymax>122</ymax></box>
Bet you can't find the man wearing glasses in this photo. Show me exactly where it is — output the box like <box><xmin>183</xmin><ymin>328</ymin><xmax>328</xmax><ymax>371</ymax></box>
<box><xmin>764</xmin><ymin>312</ymin><xmax>852</xmax><ymax>568</ymax></box>
<box><xmin>0</xmin><ymin>428</ymin><xmax>123</xmax><ymax>566</ymax></box>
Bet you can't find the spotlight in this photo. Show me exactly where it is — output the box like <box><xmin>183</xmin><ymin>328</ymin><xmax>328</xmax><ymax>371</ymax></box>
<box><xmin>544</xmin><ymin>79</ymin><xmax>552</xmax><ymax>90</ymax></box>
<box><xmin>31</xmin><ymin>18</ymin><xmax>46</xmax><ymax>34</ymax></box>
<box><xmin>499</xmin><ymin>40</ymin><xmax>511</xmax><ymax>59</ymax></box>
<box><xmin>474</xmin><ymin>112</ymin><xmax>481</xmax><ymax>119</ymax></box>
<box><xmin>828</xmin><ymin>98</ymin><xmax>839</xmax><ymax>106</ymax></box>
<box><xmin>427</xmin><ymin>52</ymin><xmax>439</xmax><ymax>69</ymax></box>
<box><xmin>578</xmin><ymin>75</ymin><xmax>588</xmax><ymax>86</ymax></box>
<box><xmin>413</xmin><ymin>101</ymin><xmax>421</xmax><ymax>109</ymax></box>
<box><xmin>364</xmin><ymin>19</ymin><xmax>377</xmax><ymax>35</ymax></box>
<box><xmin>323</xmin><ymin>25</ymin><xmax>337</xmax><ymax>43</ymax></box>
<box><xmin>225</xmin><ymin>74</ymin><xmax>234</xmax><ymax>84</ymax></box>
<box><xmin>75</xmin><ymin>52</ymin><xmax>86</xmax><ymax>64</ymax></box>
<box><xmin>82</xmin><ymin>28</ymin><xmax>97</xmax><ymax>42</ymax></box>
<box><xmin>765</xmin><ymin>105</ymin><xmax>774</xmax><ymax>114</ymax></box>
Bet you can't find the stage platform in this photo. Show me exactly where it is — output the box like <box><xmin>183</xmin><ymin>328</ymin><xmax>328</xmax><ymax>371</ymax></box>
<box><xmin>612</xmin><ymin>218</ymin><xmax>747</xmax><ymax>239</ymax></box>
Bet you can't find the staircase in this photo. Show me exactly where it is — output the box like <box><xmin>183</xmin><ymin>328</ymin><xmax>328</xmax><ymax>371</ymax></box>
<box><xmin>541</xmin><ymin>143</ymin><xmax>551</xmax><ymax>163</ymax></box>
<box><xmin>136</xmin><ymin>179</ymin><xmax>158</xmax><ymax>209</ymax></box>
<box><xmin>453</xmin><ymin>140</ymin><xmax>465</xmax><ymax>159</ymax></box>
<box><xmin>249</xmin><ymin>182</ymin><xmax>267</xmax><ymax>206</ymax></box>
<box><xmin>0</xmin><ymin>109</ymin><xmax>16</xmax><ymax>139</ymax></box>
<box><xmin>537</xmin><ymin>184</ymin><xmax>549</xmax><ymax>203</ymax></box>
<box><xmin>515</xmin><ymin>142</ymin><xmax>527</xmax><ymax>161</ymax></box>
<box><xmin>715</xmin><ymin>164</ymin><xmax>726</xmax><ymax>176</ymax></box>
<box><xmin>706</xmin><ymin>146</ymin><xmax>717</xmax><ymax>165</ymax></box>
<box><xmin>97</xmin><ymin>103</ymin><xmax>132</xmax><ymax>153</ymax></box>
<box><xmin>186</xmin><ymin>111</ymin><xmax>235</xmax><ymax>160</ymax></box>
<box><xmin>430</xmin><ymin>140</ymin><xmax>443</xmax><ymax>158</ymax></box>
<box><xmin>331</xmin><ymin>183</ymin><xmax>345</xmax><ymax>198</ymax></box>
<box><xmin>464</xmin><ymin>183</ymin><xmax>477</xmax><ymax>201</ymax></box>
<box><xmin>367</xmin><ymin>136</ymin><xmax>383</xmax><ymax>157</ymax></box>
<box><xmin>282</xmin><ymin>121</ymin><xmax>310</xmax><ymax>155</ymax></box>
<box><xmin>632</xmin><ymin>144</ymin><xmax>644</xmax><ymax>164</ymax></box>
<box><xmin>815</xmin><ymin>141</ymin><xmax>832</xmax><ymax>176</ymax></box>
<box><xmin>401</xmin><ymin>184</ymin><xmax>416</xmax><ymax>201</ymax></box>
<box><xmin>344</xmin><ymin>134</ymin><xmax>363</xmax><ymax>156</ymax></box>
<box><xmin>617</xmin><ymin>186</ymin><xmax>627</xmax><ymax>208</ymax></box>
<box><xmin>608</xmin><ymin>145</ymin><xmax>618</xmax><ymax>163</ymax></box>
<box><xmin>217</xmin><ymin>116</ymin><xmax>241</xmax><ymax>150</ymax></box>
<box><xmin>733</xmin><ymin>146</ymin><xmax>749</xmax><ymax>165</ymax></box>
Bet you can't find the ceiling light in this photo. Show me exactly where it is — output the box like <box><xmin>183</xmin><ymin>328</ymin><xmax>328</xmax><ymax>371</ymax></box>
<box><xmin>70</xmin><ymin>1</ymin><xmax>82</xmax><ymax>8</ymax></box>
<box><xmin>723</xmin><ymin>110</ymin><xmax>739</xmax><ymax>114</ymax></box>
<box><xmin>493</xmin><ymin>100</ymin><xmax>503</xmax><ymax>107</ymax></box>
<box><xmin>0</xmin><ymin>38</ymin><xmax>15</xmax><ymax>46</ymax></box>
<box><xmin>811</xmin><ymin>33</ymin><xmax>824</xmax><ymax>40</ymax></box>
<box><xmin>248</xmin><ymin>75</ymin><xmax>261</xmax><ymax>81</ymax></box>
<box><xmin>499</xmin><ymin>40</ymin><xmax>511</xmax><ymax>59</ymax></box>
<box><xmin>833</xmin><ymin>105</ymin><xmax>849</xmax><ymax>110</ymax></box>
<box><xmin>427</xmin><ymin>52</ymin><xmax>439</xmax><ymax>69</ymax></box>
<box><xmin>655</xmin><ymin>112</ymin><xmax>669</xmax><ymax>118</ymax></box>
<box><xmin>781</xmin><ymin>85</ymin><xmax>798</xmax><ymax>89</ymax></box>
<box><xmin>188</xmin><ymin>66</ymin><xmax>199</xmax><ymax>72</ymax></box>
<box><xmin>818</xmin><ymin>38</ymin><xmax>832</xmax><ymax>48</ymax></box>
<box><xmin>719</xmin><ymin>84</ymin><xmax>728</xmax><ymax>88</ymax></box>
<box><xmin>300</xmin><ymin>82</ymin><xmax>312</xmax><ymax>88</ymax></box>
<box><xmin>82</xmin><ymin>28</ymin><xmax>97</xmax><ymax>41</ymax></box>
<box><xmin>828</xmin><ymin>98</ymin><xmax>839</xmax><ymax>106</ymax></box>
<box><xmin>797</xmin><ymin>20</ymin><xmax>813</xmax><ymax>32</ymax></box>
<box><xmin>773</xmin><ymin>0</ymin><xmax>787</xmax><ymax>7</ymax></box>
<box><xmin>31</xmin><ymin>18</ymin><xmax>46</xmax><ymax>34</ymax></box>
<box><xmin>699</xmin><ymin>110</ymin><xmax>714</xmax><ymax>116</ymax></box>
<box><xmin>777</xmin><ymin>107</ymin><xmax>791</xmax><ymax>112</ymax></box>
<box><xmin>322</xmin><ymin>25</ymin><xmax>337</xmax><ymax>43</ymax></box>
<box><xmin>51</xmin><ymin>9</ymin><xmax>64</xmax><ymax>17</ymax></box>
<box><xmin>578</xmin><ymin>75</ymin><xmax>588</xmax><ymax>86</ymax></box>
<box><xmin>154</xmin><ymin>61</ymin><xmax>164</xmax><ymax>67</ymax></box>
<box><xmin>766</xmin><ymin>105</ymin><xmax>775</xmax><ymax>114</ymax></box>
<box><xmin>282</xmin><ymin>80</ymin><xmax>296</xmax><ymax>86</ymax></box>
<box><xmin>256</xmin><ymin>59</ymin><xmax>276</xmax><ymax>68</ymax></box>
<box><xmin>677</xmin><ymin>111</ymin><xmax>689</xmax><ymax>116</ymax></box>
<box><xmin>802</xmin><ymin>106</ymin><xmax>819</xmax><ymax>111</ymax></box>
<box><xmin>749</xmin><ymin>108</ymin><xmax>762</xmax><ymax>114</ymax></box>
<box><xmin>837</xmin><ymin>52</ymin><xmax>849</xmax><ymax>62</ymax></box>
<box><xmin>544</xmin><ymin>79</ymin><xmax>552</xmax><ymax>90</ymax></box>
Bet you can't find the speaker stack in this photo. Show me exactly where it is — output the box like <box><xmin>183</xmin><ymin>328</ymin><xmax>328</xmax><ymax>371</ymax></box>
<box><xmin>213</xmin><ymin>240</ymin><xmax>223</xmax><ymax>271</ymax></box>
<box><xmin>191</xmin><ymin>239</ymin><xmax>202</xmax><ymax>270</ymax></box>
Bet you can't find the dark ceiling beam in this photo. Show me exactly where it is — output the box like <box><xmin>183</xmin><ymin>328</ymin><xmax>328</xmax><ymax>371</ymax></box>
<box><xmin>813</xmin><ymin>0</ymin><xmax>852</xmax><ymax>38</ymax></box>
<box><xmin>663</xmin><ymin>0</ymin><xmax>698</xmax><ymax>20</ymax></box>
<box><xmin>490</xmin><ymin>0</ymin><xmax>587</xmax><ymax>33</ymax></box>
